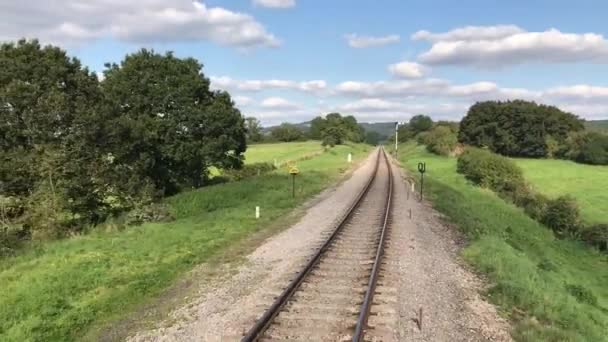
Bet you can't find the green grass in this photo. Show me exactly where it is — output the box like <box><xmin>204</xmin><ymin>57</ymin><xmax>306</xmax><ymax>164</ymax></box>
<box><xmin>244</xmin><ymin>141</ymin><xmax>325</xmax><ymax>165</ymax></box>
<box><xmin>398</xmin><ymin>143</ymin><xmax>608</xmax><ymax>342</ymax></box>
<box><xmin>513</xmin><ymin>158</ymin><xmax>608</xmax><ymax>225</ymax></box>
<box><xmin>0</xmin><ymin>143</ymin><xmax>371</xmax><ymax>342</ymax></box>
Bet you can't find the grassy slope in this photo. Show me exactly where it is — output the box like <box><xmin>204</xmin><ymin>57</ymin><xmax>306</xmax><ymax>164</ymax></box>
<box><xmin>514</xmin><ymin>158</ymin><xmax>608</xmax><ymax>225</ymax></box>
<box><xmin>0</xmin><ymin>143</ymin><xmax>371</xmax><ymax>342</ymax></box>
<box><xmin>398</xmin><ymin>143</ymin><xmax>607</xmax><ymax>341</ymax></box>
<box><xmin>245</xmin><ymin>141</ymin><xmax>325</xmax><ymax>165</ymax></box>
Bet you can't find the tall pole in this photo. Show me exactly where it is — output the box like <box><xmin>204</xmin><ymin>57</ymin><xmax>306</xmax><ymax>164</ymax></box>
<box><xmin>394</xmin><ymin>122</ymin><xmax>398</xmax><ymax>156</ymax></box>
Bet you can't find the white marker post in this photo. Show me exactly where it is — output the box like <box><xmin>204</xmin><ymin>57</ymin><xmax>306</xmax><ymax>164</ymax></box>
<box><xmin>255</xmin><ymin>206</ymin><xmax>260</xmax><ymax>219</ymax></box>
<box><xmin>347</xmin><ymin>153</ymin><xmax>352</xmax><ymax>163</ymax></box>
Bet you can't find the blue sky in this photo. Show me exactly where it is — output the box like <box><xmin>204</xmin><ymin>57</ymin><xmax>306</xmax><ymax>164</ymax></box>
<box><xmin>2</xmin><ymin>0</ymin><xmax>608</xmax><ymax>124</ymax></box>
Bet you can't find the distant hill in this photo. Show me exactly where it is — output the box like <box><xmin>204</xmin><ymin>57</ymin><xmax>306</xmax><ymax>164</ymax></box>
<box><xmin>586</xmin><ymin>120</ymin><xmax>608</xmax><ymax>133</ymax></box>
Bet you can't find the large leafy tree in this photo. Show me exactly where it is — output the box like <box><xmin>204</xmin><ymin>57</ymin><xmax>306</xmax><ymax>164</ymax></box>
<box><xmin>459</xmin><ymin>100</ymin><xmax>584</xmax><ymax>157</ymax></box>
<box><xmin>98</xmin><ymin>49</ymin><xmax>246</xmax><ymax>195</ymax></box>
<box><xmin>0</xmin><ymin>39</ymin><xmax>100</xmax><ymax>196</ymax></box>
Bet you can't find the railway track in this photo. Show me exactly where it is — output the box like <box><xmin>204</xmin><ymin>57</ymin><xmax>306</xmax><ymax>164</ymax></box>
<box><xmin>242</xmin><ymin>147</ymin><xmax>394</xmax><ymax>341</ymax></box>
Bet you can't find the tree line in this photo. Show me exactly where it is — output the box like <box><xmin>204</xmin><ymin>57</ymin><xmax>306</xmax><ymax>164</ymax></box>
<box><xmin>459</xmin><ymin>100</ymin><xmax>607</xmax><ymax>165</ymax></box>
<box><xmin>247</xmin><ymin>113</ymin><xmax>377</xmax><ymax>146</ymax></box>
<box><xmin>1</xmin><ymin>40</ymin><xmax>246</xmax><ymax>248</ymax></box>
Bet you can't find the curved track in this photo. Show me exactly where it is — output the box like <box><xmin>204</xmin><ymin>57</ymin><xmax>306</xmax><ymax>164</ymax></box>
<box><xmin>242</xmin><ymin>147</ymin><xmax>394</xmax><ymax>341</ymax></box>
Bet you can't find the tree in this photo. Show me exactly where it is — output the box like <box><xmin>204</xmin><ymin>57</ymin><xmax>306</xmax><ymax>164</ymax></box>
<box><xmin>308</xmin><ymin>113</ymin><xmax>365</xmax><ymax>145</ymax></box>
<box><xmin>576</xmin><ymin>132</ymin><xmax>608</xmax><ymax>165</ymax></box>
<box><xmin>425</xmin><ymin>126</ymin><xmax>458</xmax><ymax>156</ymax></box>
<box><xmin>271</xmin><ymin>123</ymin><xmax>304</xmax><ymax>142</ymax></box>
<box><xmin>321</xmin><ymin>126</ymin><xmax>346</xmax><ymax>147</ymax></box>
<box><xmin>99</xmin><ymin>49</ymin><xmax>246</xmax><ymax>195</ymax></box>
<box><xmin>245</xmin><ymin>117</ymin><xmax>263</xmax><ymax>142</ymax></box>
<box><xmin>309</xmin><ymin>116</ymin><xmax>325</xmax><ymax>140</ymax></box>
<box><xmin>409</xmin><ymin>115</ymin><xmax>434</xmax><ymax>134</ymax></box>
<box><xmin>0</xmin><ymin>39</ymin><xmax>100</xmax><ymax>197</ymax></box>
<box><xmin>459</xmin><ymin>100</ymin><xmax>584</xmax><ymax>158</ymax></box>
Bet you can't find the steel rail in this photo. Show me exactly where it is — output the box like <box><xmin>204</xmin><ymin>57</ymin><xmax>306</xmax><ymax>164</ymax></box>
<box><xmin>241</xmin><ymin>148</ymin><xmax>383</xmax><ymax>342</ymax></box>
<box><xmin>352</xmin><ymin>147</ymin><xmax>394</xmax><ymax>341</ymax></box>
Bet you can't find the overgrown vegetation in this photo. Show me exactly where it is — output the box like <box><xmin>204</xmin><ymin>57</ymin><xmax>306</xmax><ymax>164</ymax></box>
<box><xmin>398</xmin><ymin>143</ymin><xmax>607</xmax><ymax>341</ymax></box>
<box><xmin>0</xmin><ymin>40</ymin><xmax>246</xmax><ymax>252</ymax></box>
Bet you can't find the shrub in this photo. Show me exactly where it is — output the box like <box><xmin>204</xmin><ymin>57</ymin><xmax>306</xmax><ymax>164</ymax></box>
<box><xmin>125</xmin><ymin>203</ymin><xmax>174</xmax><ymax>226</ymax></box>
<box><xmin>425</xmin><ymin>126</ymin><xmax>458</xmax><ymax>156</ymax></box>
<box><xmin>513</xmin><ymin>188</ymin><xmax>549</xmax><ymax>221</ymax></box>
<box><xmin>456</xmin><ymin>148</ymin><xmax>526</xmax><ymax>196</ymax></box>
<box><xmin>223</xmin><ymin>162</ymin><xmax>276</xmax><ymax>182</ymax></box>
<box><xmin>541</xmin><ymin>196</ymin><xmax>582</xmax><ymax>238</ymax></box>
<box><xmin>582</xmin><ymin>224</ymin><xmax>608</xmax><ymax>251</ymax></box>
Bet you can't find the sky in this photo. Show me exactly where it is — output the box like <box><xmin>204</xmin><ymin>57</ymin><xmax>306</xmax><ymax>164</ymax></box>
<box><xmin>1</xmin><ymin>0</ymin><xmax>608</xmax><ymax>125</ymax></box>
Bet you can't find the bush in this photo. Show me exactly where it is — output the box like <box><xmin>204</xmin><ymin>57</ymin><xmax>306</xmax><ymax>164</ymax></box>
<box><xmin>425</xmin><ymin>126</ymin><xmax>458</xmax><ymax>156</ymax></box>
<box><xmin>223</xmin><ymin>162</ymin><xmax>276</xmax><ymax>182</ymax></box>
<box><xmin>513</xmin><ymin>188</ymin><xmax>549</xmax><ymax>221</ymax></box>
<box><xmin>582</xmin><ymin>224</ymin><xmax>608</xmax><ymax>251</ymax></box>
<box><xmin>541</xmin><ymin>196</ymin><xmax>582</xmax><ymax>238</ymax></box>
<box><xmin>456</xmin><ymin>148</ymin><xmax>526</xmax><ymax>196</ymax></box>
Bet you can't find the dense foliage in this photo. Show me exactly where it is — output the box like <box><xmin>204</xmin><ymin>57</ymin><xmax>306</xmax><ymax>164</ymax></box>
<box><xmin>574</xmin><ymin>132</ymin><xmax>608</xmax><ymax>165</ymax></box>
<box><xmin>397</xmin><ymin>114</ymin><xmax>435</xmax><ymax>143</ymax></box>
<box><xmin>456</xmin><ymin>148</ymin><xmax>525</xmax><ymax>196</ymax></box>
<box><xmin>459</xmin><ymin>100</ymin><xmax>584</xmax><ymax>158</ymax></box>
<box><xmin>0</xmin><ymin>40</ymin><xmax>246</xmax><ymax>250</ymax></box>
<box><xmin>309</xmin><ymin>113</ymin><xmax>365</xmax><ymax>144</ymax></box>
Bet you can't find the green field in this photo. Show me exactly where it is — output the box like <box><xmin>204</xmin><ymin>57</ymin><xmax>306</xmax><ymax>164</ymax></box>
<box><xmin>514</xmin><ymin>158</ymin><xmax>608</xmax><ymax>225</ymax></box>
<box><xmin>398</xmin><ymin>143</ymin><xmax>607</xmax><ymax>341</ymax></box>
<box><xmin>245</xmin><ymin>141</ymin><xmax>326</xmax><ymax>165</ymax></box>
<box><xmin>0</xmin><ymin>142</ymin><xmax>371</xmax><ymax>342</ymax></box>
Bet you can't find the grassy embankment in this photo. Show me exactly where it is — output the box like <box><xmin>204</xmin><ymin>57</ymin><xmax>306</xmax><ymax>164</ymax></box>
<box><xmin>514</xmin><ymin>158</ymin><xmax>608</xmax><ymax>225</ymax></box>
<box><xmin>0</xmin><ymin>142</ymin><xmax>371</xmax><ymax>342</ymax></box>
<box><xmin>397</xmin><ymin>143</ymin><xmax>607</xmax><ymax>341</ymax></box>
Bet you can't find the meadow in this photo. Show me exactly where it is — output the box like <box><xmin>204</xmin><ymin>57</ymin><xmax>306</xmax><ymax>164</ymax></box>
<box><xmin>0</xmin><ymin>142</ymin><xmax>371</xmax><ymax>342</ymax></box>
<box><xmin>514</xmin><ymin>158</ymin><xmax>608</xmax><ymax>225</ymax></box>
<box><xmin>244</xmin><ymin>141</ymin><xmax>326</xmax><ymax>165</ymax></box>
<box><xmin>398</xmin><ymin>143</ymin><xmax>607</xmax><ymax>341</ymax></box>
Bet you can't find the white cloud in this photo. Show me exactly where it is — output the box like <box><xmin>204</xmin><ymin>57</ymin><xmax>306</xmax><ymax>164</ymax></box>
<box><xmin>210</xmin><ymin>76</ymin><xmax>327</xmax><ymax>94</ymax></box>
<box><xmin>345</xmin><ymin>34</ymin><xmax>400</xmax><ymax>48</ymax></box>
<box><xmin>388</xmin><ymin>61</ymin><xmax>426</xmax><ymax>79</ymax></box>
<box><xmin>260</xmin><ymin>96</ymin><xmax>299</xmax><ymax>110</ymax></box>
<box><xmin>544</xmin><ymin>85</ymin><xmax>608</xmax><ymax>102</ymax></box>
<box><xmin>412</xmin><ymin>25</ymin><xmax>524</xmax><ymax>42</ymax></box>
<box><xmin>338</xmin><ymin>98</ymin><xmax>405</xmax><ymax>112</ymax></box>
<box><xmin>0</xmin><ymin>1</ymin><xmax>280</xmax><ymax>48</ymax></box>
<box><xmin>414</xmin><ymin>26</ymin><xmax>608</xmax><ymax>67</ymax></box>
<box><xmin>233</xmin><ymin>95</ymin><xmax>254</xmax><ymax>106</ymax></box>
<box><xmin>253</xmin><ymin>0</ymin><xmax>296</xmax><ymax>8</ymax></box>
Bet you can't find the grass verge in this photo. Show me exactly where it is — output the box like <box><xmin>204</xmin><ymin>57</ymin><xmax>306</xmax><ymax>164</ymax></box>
<box><xmin>398</xmin><ymin>143</ymin><xmax>607</xmax><ymax>341</ymax></box>
<box><xmin>514</xmin><ymin>158</ymin><xmax>608</xmax><ymax>225</ymax></box>
<box><xmin>0</xmin><ymin>143</ymin><xmax>371</xmax><ymax>342</ymax></box>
